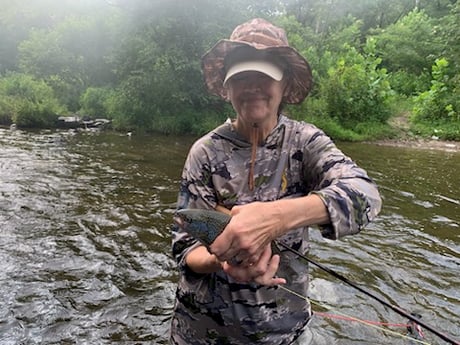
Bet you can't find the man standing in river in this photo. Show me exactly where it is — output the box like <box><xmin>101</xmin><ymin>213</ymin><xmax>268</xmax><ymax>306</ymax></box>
<box><xmin>170</xmin><ymin>18</ymin><xmax>382</xmax><ymax>344</ymax></box>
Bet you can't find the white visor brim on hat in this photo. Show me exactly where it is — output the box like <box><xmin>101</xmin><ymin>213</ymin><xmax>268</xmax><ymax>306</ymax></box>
<box><xmin>223</xmin><ymin>59</ymin><xmax>283</xmax><ymax>86</ymax></box>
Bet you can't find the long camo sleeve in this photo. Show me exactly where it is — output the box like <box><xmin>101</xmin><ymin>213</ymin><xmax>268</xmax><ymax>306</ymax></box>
<box><xmin>301</xmin><ymin>130</ymin><xmax>382</xmax><ymax>239</ymax></box>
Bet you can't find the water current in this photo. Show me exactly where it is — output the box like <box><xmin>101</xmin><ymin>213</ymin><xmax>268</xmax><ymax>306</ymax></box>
<box><xmin>0</xmin><ymin>128</ymin><xmax>459</xmax><ymax>344</ymax></box>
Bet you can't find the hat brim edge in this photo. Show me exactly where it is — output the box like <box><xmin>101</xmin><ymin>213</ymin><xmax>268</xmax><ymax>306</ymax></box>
<box><xmin>201</xmin><ymin>39</ymin><xmax>313</xmax><ymax>104</ymax></box>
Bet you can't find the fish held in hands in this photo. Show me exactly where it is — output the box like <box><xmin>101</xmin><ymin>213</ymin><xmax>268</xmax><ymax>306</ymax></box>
<box><xmin>173</xmin><ymin>208</ymin><xmax>231</xmax><ymax>247</ymax></box>
<box><xmin>174</xmin><ymin>208</ymin><xmax>281</xmax><ymax>264</ymax></box>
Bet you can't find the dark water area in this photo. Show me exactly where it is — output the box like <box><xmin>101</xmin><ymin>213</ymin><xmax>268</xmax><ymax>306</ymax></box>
<box><xmin>0</xmin><ymin>128</ymin><xmax>459</xmax><ymax>345</ymax></box>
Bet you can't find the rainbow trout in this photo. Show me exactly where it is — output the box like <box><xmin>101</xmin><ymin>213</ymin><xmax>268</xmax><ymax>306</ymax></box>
<box><xmin>174</xmin><ymin>208</ymin><xmax>231</xmax><ymax>247</ymax></box>
<box><xmin>174</xmin><ymin>208</ymin><xmax>281</xmax><ymax>259</ymax></box>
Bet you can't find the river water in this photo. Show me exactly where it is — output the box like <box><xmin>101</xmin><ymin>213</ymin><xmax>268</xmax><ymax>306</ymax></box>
<box><xmin>0</xmin><ymin>128</ymin><xmax>459</xmax><ymax>345</ymax></box>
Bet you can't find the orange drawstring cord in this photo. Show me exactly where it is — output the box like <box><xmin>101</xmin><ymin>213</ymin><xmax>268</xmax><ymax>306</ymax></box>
<box><xmin>248</xmin><ymin>123</ymin><xmax>258</xmax><ymax>191</ymax></box>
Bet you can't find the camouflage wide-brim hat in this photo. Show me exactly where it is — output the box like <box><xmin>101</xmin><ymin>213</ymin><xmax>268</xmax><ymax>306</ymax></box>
<box><xmin>201</xmin><ymin>18</ymin><xmax>313</xmax><ymax>104</ymax></box>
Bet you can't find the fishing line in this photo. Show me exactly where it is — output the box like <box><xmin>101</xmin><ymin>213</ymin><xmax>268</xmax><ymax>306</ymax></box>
<box><xmin>313</xmin><ymin>312</ymin><xmax>407</xmax><ymax>328</ymax></box>
<box><xmin>277</xmin><ymin>285</ymin><xmax>432</xmax><ymax>345</ymax></box>
<box><xmin>275</xmin><ymin>240</ymin><xmax>460</xmax><ymax>345</ymax></box>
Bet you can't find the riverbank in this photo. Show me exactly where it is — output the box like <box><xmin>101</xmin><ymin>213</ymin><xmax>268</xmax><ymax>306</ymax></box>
<box><xmin>369</xmin><ymin>113</ymin><xmax>460</xmax><ymax>152</ymax></box>
<box><xmin>3</xmin><ymin>121</ymin><xmax>459</xmax><ymax>153</ymax></box>
<box><xmin>371</xmin><ymin>138</ymin><xmax>460</xmax><ymax>152</ymax></box>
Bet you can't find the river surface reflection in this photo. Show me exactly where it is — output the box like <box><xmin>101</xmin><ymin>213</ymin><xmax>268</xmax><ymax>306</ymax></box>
<box><xmin>0</xmin><ymin>128</ymin><xmax>459</xmax><ymax>344</ymax></box>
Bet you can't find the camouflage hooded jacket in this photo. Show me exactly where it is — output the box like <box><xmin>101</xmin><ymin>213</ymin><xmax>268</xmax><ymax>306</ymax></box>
<box><xmin>170</xmin><ymin>115</ymin><xmax>382</xmax><ymax>345</ymax></box>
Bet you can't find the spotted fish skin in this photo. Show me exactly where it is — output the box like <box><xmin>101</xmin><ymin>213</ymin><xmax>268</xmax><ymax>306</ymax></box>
<box><xmin>174</xmin><ymin>208</ymin><xmax>282</xmax><ymax>257</ymax></box>
<box><xmin>174</xmin><ymin>209</ymin><xmax>231</xmax><ymax>246</ymax></box>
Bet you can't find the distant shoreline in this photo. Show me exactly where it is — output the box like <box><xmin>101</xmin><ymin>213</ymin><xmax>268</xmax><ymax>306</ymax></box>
<box><xmin>2</xmin><ymin>124</ymin><xmax>459</xmax><ymax>153</ymax></box>
<box><xmin>370</xmin><ymin>138</ymin><xmax>460</xmax><ymax>153</ymax></box>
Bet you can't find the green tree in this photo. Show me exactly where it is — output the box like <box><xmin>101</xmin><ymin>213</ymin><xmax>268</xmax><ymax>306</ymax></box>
<box><xmin>0</xmin><ymin>0</ymin><xmax>112</xmax><ymax>74</ymax></box>
<box><xmin>412</xmin><ymin>58</ymin><xmax>459</xmax><ymax>123</ymax></box>
<box><xmin>108</xmin><ymin>0</ymin><xmax>250</xmax><ymax>133</ymax></box>
<box><xmin>0</xmin><ymin>0</ymin><xmax>458</xmax><ymax>138</ymax></box>
<box><xmin>436</xmin><ymin>2</ymin><xmax>460</xmax><ymax>71</ymax></box>
<box><xmin>321</xmin><ymin>40</ymin><xmax>392</xmax><ymax>127</ymax></box>
<box><xmin>80</xmin><ymin>87</ymin><xmax>113</xmax><ymax>118</ymax></box>
<box><xmin>0</xmin><ymin>73</ymin><xmax>65</xmax><ymax>127</ymax></box>
<box><xmin>410</xmin><ymin>57</ymin><xmax>460</xmax><ymax>140</ymax></box>
<box><xmin>372</xmin><ymin>9</ymin><xmax>443</xmax><ymax>96</ymax></box>
<box><xmin>17</xmin><ymin>12</ymin><xmax>120</xmax><ymax>111</ymax></box>
<box><xmin>373</xmin><ymin>10</ymin><xmax>440</xmax><ymax>75</ymax></box>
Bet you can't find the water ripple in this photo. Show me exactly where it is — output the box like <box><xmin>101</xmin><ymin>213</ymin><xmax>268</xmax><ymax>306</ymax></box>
<box><xmin>1</xmin><ymin>131</ymin><xmax>459</xmax><ymax>344</ymax></box>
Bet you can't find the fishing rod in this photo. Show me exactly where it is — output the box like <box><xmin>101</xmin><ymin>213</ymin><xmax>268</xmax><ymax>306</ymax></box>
<box><xmin>277</xmin><ymin>285</ymin><xmax>431</xmax><ymax>345</ymax></box>
<box><xmin>275</xmin><ymin>240</ymin><xmax>460</xmax><ymax>345</ymax></box>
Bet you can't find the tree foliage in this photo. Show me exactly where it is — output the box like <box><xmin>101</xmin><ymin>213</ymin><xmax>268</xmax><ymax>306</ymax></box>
<box><xmin>80</xmin><ymin>87</ymin><xmax>113</xmax><ymax>118</ymax></box>
<box><xmin>322</xmin><ymin>42</ymin><xmax>392</xmax><ymax>127</ymax></box>
<box><xmin>372</xmin><ymin>10</ymin><xmax>440</xmax><ymax>75</ymax></box>
<box><xmin>0</xmin><ymin>73</ymin><xmax>65</xmax><ymax>127</ymax></box>
<box><xmin>17</xmin><ymin>10</ymin><xmax>120</xmax><ymax>111</ymax></box>
<box><xmin>413</xmin><ymin>58</ymin><xmax>459</xmax><ymax>123</ymax></box>
<box><xmin>0</xmin><ymin>0</ymin><xmax>458</xmax><ymax>140</ymax></box>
